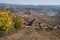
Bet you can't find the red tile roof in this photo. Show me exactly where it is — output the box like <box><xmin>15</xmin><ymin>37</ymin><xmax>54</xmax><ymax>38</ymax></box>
<box><xmin>29</xmin><ymin>19</ymin><xmax>43</xmax><ymax>23</ymax></box>
<box><xmin>33</xmin><ymin>19</ymin><xmax>42</xmax><ymax>22</ymax></box>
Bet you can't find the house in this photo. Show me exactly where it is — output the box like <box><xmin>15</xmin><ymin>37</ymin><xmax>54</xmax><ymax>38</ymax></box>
<box><xmin>23</xmin><ymin>17</ymin><xmax>33</xmax><ymax>25</ymax></box>
<box><xmin>27</xmin><ymin>19</ymin><xmax>43</xmax><ymax>27</ymax></box>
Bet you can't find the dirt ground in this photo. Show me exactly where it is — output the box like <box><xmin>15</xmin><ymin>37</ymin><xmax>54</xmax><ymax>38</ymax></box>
<box><xmin>0</xmin><ymin>28</ymin><xmax>60</xmax><ymax>40</ymax></box>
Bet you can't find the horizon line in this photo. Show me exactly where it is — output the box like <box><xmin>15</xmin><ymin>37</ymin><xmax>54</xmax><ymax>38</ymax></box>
<box><xmin>0</xmin><ymin>3</ymin><xmax>60</xmax><ymax>5</ymax></box>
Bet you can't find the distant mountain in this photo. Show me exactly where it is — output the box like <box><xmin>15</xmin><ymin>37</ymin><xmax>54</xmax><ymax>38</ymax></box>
<box><xmin>0</xmin><ymin>3</ymin><xmax>60</xmax><ymax>17</ymax></box>
<box><xmin>0</xmin><ymin>3</ymin><xmax>60</xmax><ymax>9</ymax></box>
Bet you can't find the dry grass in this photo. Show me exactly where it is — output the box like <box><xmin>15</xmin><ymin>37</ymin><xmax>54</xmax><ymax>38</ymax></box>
<box><xmin>0</xmin><ymin>27</ymin><xmax>60</xmax><ymax>40</ymax></box>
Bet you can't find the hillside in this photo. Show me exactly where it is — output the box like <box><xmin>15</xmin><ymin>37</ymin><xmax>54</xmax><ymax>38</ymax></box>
<box><xmin>0</xmin><ymin>3</ymin><xmax>60</xmax><ymax>40</ymax></box>
<box><xmin>0</xmin><ymin>3</ymin><xmax>60</xmax><ymax>17</ymax></box>
<box><xmin>0</xmin><ymin>28</ymin><xmax>60</xmax><ymax>40</ymax></box>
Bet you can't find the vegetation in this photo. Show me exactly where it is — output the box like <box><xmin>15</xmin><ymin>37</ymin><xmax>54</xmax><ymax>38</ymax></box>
<box><xmin>0</xmin><ymin>10</ymin><xmax>13</xmax><ymax>33</ymax></box>
<box><xmin>0</xmin><ymin>8</ymin><xmax>24</xmax><ymax>35</ymax></box>
<box><xmin>14</xmin><ymin>16</ymin><xmax>24</xmax><ymax>30</ymax></box>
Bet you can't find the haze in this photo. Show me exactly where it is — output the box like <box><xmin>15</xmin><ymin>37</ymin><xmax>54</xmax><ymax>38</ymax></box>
<box><xmin>0</xmin><ymin>0</ymin><xmax>60</xmax><ymax>5</ymax></box>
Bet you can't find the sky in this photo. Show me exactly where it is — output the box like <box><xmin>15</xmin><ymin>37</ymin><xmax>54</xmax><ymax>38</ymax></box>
<box><xmin>0</xmin><ymin>0</ymin><xmax>60</xmax><ymax>5</ymax></box>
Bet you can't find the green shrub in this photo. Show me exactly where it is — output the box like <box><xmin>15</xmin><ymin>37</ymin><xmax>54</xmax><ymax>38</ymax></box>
<box><xmin>14</xmin><ymin>16</ymin><xmax>24</xmax><ymax>30</ymax></box>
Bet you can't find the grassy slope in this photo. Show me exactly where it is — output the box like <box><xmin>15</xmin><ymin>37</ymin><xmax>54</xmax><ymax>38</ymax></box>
<box><xmin>0</xmin><ymin>27</ymin><xmax>60</xmax><ymax>40</ymax></box>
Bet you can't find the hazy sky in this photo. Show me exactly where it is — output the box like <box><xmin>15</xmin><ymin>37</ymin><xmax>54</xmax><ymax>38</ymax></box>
<box><xmin>0</xmin><ymin>0</ymin><xmax>60</xmax><ymax>5</ymax></box>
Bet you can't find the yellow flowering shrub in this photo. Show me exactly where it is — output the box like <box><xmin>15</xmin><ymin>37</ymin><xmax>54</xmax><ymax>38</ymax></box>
<box><xmin>0</xmin><ymin>10</ymin><xmax>14</xmax><ymax>32</ymax></box>
<box><xmin>0</xmin><ymin>7</ymin><xmax>24</xmax><ymax>34</ymax></box>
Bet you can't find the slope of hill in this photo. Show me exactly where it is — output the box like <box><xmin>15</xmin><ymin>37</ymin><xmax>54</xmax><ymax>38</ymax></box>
<box><xmin>0</xmin><ymin>28</ymin><xmax>60</xmax><ymax>40</ymax></box>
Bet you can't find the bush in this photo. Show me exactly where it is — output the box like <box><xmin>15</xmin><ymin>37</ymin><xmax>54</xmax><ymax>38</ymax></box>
<box><xmin>0</xmin><ymin>9</ymin><xmax>14</xmax><ymax>33</ymax></box>
<box><xmin>0</xmin><ymin>8</ymin><xmax>25</xmax><ymax>35</ymax></box>
<box><xmin>14</xmin><ymin>16</ymin><xmax>24</xmax><ymax>30</ymax></box>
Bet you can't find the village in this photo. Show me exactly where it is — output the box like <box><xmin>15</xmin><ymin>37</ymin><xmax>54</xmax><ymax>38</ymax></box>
<box><xmin>19</xmin><ymin>13</ymin><xmax>60</xmax><ymax>31</ymax></box>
